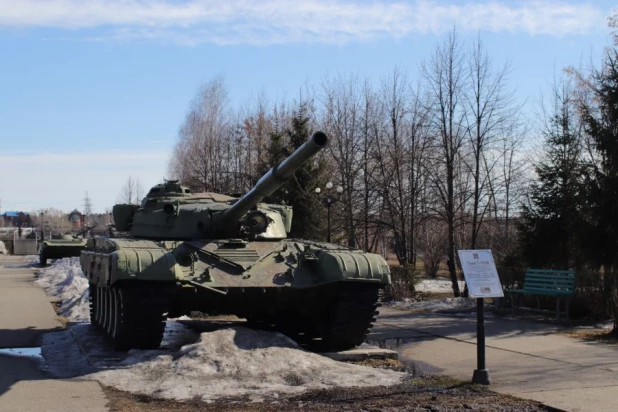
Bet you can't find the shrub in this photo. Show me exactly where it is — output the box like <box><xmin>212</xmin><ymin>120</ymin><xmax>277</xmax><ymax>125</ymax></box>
<box><xmin>382</xmin><ymin>264</ymin><xmax>421</xmax><ymax>301</ymax></box>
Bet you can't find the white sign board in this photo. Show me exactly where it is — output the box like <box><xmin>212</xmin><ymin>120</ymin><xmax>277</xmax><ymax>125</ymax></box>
<box><xmin>458</xmin><ymin>249</ymin><xmax>504</xmax><ymax>298</ymax></box>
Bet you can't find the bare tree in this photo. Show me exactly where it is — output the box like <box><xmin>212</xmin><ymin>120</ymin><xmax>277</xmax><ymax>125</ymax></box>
<box><xmin>419</xmin><ymin>217</ymin><xmax>448</xmax><ymax>278</ymax></box>
<box><xmin>169</xmin><ymin>76</ymin><xmax>233</xmax><ymax>193</ymax></box>
<box><xmin>117</xmin><ymin>176</ymin><xmax>144</xmax><ymax>205</ymax></box>
<box><xmin>319</xmin><ymin>73</ymin><xmax>366</xmax><ymax>247</ymax></box>
<box><xmin>374</xmin><ymin>68</ymin><xmax>412</xmax><ymax>264</ymax></box>
<box><xmin>360</xmin><ymin>82</ymin><xmax>387</xmax><ymax>253</ymax></box>
<box><xmin>239</xmin><ymin>90</ymin><xmax>273</xmax><ymax>182</ymax></box>
<box><xmin>162</xmin><ymin>31</ymin><xmax>533</xmax><ymax>273</ymax></box>
<box><xmin>422</xmin><ymin>29</ymin><xmax>468</xmax><ymax>296</ymax></box>
<box><xmin>465</xmin><ymin>34</ymin><xmax>519</xmax><ymax>250</ymax></box>
<box><xmin>610</xmin><ymin>12</ymin><xmax>618</xmax><ymax>46</ymax></box>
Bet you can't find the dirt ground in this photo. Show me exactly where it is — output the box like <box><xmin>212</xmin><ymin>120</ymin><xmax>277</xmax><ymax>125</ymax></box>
<box><xmin>103</xmin><ymin>376</ymin><xmax>552</xmax><ymax>412</ymax></box>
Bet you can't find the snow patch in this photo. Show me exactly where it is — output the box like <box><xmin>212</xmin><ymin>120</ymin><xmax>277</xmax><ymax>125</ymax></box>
<box><xmin>0</xmin><ymin>240</ymin><xmax>6</xmax><ymax>255</ymax></box>
<box><xmin>35</xmin><ymin>257</ymin><xmax>90</xmax><ymax>321</ymax></box>
<box><xmin>388</xmin><ymin>297</ymin><xmax>477</xmax><ymax>312</ymax></box>
<box><xmin>415</xmin><ymin>279</ymin><xmax>466</xmax><ymax>293</ymax></box>
<box><xmin>43</xmin><ymin>326</ymin><xmax>404</xmax><ymax>402</ymax></box>
<box><xmin>387</xmin><ymin>280</ymin><xmax>498</xmax><ymax>313</ymax></box>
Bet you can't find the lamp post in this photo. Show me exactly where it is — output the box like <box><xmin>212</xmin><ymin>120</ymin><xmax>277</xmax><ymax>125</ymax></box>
<box><xmin>38</xmin><ymin>209</ymin><xmax>45</xmax><ymax>241</ymax></box>
<box><xmin>314</xmin><ymin>181</ymin><xmax>344</xmax><ymax>243</ymax></box>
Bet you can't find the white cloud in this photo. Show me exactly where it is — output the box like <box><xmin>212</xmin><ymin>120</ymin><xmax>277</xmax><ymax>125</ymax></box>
<box><xmin>0</xmin><ymin>0</ymin><xmax>608</xmax><ymax>45</ymax></box>
<box><xmin>0</xmin><ymin>150</ymin><xmax>169</xmax><ymax>213</ymax></box>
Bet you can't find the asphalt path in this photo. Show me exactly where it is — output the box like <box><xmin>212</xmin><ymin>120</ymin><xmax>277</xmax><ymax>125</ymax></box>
<box><xmin>0</xmin><ymin>254</ymin><xmax>108</xmax><ymax>412</ymax></box>
<box><xmin>371</xmin><ymin>306</ymin><xmax>618</xmax><ymax>412</ymax></box>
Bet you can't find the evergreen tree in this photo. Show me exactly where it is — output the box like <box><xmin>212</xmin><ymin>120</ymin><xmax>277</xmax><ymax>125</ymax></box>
<box><xmin>580</xmin><ymin>49</ymin><xmax>618</xmax><ymax>333</ymax></box>
<box><xmin>258</xmin><ymin>129</ymin><xmax>288</xmax><ymax>184</ymax></box>
<box><xmin>260</xmin><ymin>102</ymin><xmax>326</xmax><ymax>240</ymax></box>
<box><xmin>284</xmin><ymin>103</ymin><xmax>325</xmax><ymax>239</ymax></box>
<box><xmin>519</xmin><ymin>91</ymin><xmax>588</xmax><ymax>269</ymax></box>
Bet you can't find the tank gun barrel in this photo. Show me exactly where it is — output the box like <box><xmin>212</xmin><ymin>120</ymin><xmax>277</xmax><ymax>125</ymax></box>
<box><xmin>216</xmin><ymin>131</ymin><xmax>328</xmax><ymax>234</ymax></box>
<box><xmin>76</xmin><ymin>223</ymin><xmax>97</xmax><ymax>238</ymax></box>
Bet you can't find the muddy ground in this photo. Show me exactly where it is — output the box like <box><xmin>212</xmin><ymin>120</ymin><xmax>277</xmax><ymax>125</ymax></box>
<box><xmin>103</xmin><ymin>376</ymin><xmax>553</xmax><ymax>412</ymax></box>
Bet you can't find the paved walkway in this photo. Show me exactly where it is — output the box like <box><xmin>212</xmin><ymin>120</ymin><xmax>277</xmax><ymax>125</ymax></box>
<box><xmin>0</xmin><ymin>255</ymin><xmax>108</xmax><ymax>412</ymax></box>
<box><xmin>371</xmin><ymin>306</ymin><xmax>618</xmax><ymax>412</ymax></box>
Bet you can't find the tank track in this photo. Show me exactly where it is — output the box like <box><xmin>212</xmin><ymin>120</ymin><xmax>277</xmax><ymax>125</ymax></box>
<box><xmin>89</xmin><ymin>282</ymin><xmax>171</xmax><ymax>351</ymax></box>
<box><xmin>248</xmin><ymin>284</ymin><xmax>382</xmax><ymax>351</ymax></box>
<box><xmin>315</xmin><ymin>283</ymin><xmax>381</xmax><ymax>351</ymax></box>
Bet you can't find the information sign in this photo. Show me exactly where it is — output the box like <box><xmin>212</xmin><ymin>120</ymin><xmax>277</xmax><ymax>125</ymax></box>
<box><xmin>458</xmin><ymin>249</ymin><xmax>503</xmax><ymax>298</ymax></box>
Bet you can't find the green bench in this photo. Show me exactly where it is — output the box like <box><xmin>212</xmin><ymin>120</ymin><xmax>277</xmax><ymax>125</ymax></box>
<box><xmin>507</xmin><ymin>269</ymin><xmax>576</xmax><ymax>320</ymax></box>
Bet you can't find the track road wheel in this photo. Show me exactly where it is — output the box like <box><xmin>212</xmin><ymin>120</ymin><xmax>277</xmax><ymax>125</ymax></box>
<box><xmin>317</xmin><ymin>283</ymin><xmax>381</xmax><ymax>351</ymax></box>
<box><xmin>105</xmin><ymin>288</ymin><xmax>116</xmax><ymax>336</ymax></box>
<box><xmin>101</xmin><ymin>288</ymin><xmax>110</xmax><ymax>332</ymax></box>
<box><xmin>107</xmin><ymin>284</ymin><xmax>171</xmax><ymax>351</ymax></box>
<box><xmin>109</xmin><ymin>287</ymin><xmax>131</xmax><ymax>351</ymax></box>
<box><xmin>88</xmin><ymin>284</ymin><xmax>97</xmax><ymax>325</ymax></box>
<box><xmin>95</xmin><ymin>286</ymin><xmax>104</xmax><ymax>329</ymax></box>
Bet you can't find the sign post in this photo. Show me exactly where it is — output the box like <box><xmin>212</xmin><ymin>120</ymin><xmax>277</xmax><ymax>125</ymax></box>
<box><xmin>458</xmin><ymin>249</ymin><xmax>504</xmax><ymax>385</ymax></box>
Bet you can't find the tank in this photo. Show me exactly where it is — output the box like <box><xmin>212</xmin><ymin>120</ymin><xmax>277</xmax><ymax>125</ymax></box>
<box><xmin>81</xmin><ymin>132</ymin><xmax>391</xmax><ymax>351</ymax></box>
<box><xmin>39</xmin><ymin>225</ymin><xmax>97</xmax><ymax>266</ymax></box>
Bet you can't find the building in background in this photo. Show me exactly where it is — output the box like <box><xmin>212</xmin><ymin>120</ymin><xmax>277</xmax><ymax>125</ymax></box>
<box><xmin>1</xmin><ymin>211</ymin><xmax>33</xmax><ymax>228</ymax></box>
<box><xmin>68</xmin><ymin>209</ymin><xmax>85</xmax><ymax>229</ymax></box>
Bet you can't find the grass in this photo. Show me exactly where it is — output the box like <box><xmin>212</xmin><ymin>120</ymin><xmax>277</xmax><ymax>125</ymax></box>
<box><xmin>562</xmin><ymin>328</ymin><xmax>618</xmax><ymax>344</ymax></box>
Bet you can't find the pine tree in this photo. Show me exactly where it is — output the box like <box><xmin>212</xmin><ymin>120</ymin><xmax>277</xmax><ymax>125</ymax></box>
<box><xmin>259</xmin><ymin>130</ymin><xmax>288</xmax><ymax>181</ymax></box>
<box><xmin>580</xmin><ymin>48</ymin><xmax>618</xmax><ymax>333</ymax></box>
<box><xmin>519</xmin><ymin>92</ymin><xmax>588</xmax><ymax>269</ymax></box>
<box><xmin>257</xmin><ymin>103</ymin><xmax>326</xmax><ymax>240</ymax></box>
<box><xmin>283</xmin><ymin>103</ymin><xmax>325</xmax><ymax>239</ymax></box>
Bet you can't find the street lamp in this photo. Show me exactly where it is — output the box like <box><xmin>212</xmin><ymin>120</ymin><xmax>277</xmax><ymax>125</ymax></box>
<box><xmin>38</xmin><ymin>209</ymin><xmax>46</xmax><ymax>241</ymax></box>
<box><xmin>314</xmin><ymin>181</ymin><xmax>344</xmax><ymax>243</ymax></box>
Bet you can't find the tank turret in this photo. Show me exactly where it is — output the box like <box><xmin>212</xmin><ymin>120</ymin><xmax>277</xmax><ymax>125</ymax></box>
<box><xmin>113</xmin><ymin>131</ymin><xmax>327</xmax><ymax>240</ymax></box>
<box><xmin>215</xmin><ymin>131</ymin><xmax>327</xmax><ymax>236</ymax></box>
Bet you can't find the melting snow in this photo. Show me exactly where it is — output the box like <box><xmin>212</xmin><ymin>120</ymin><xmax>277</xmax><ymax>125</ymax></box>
<box><xmin>36</xmin><ymin>257</ymin><xmax>90</xmax><ymax>322</ymax></box>
<box><xmin>388</xmin><ymin>296</ymin><xmax>477</xmax><ymax>312</ymax></box>
<box><xmin>0</xmin><ymin>240</ymin><xmax>7</xmax><ymax>255</ymax></box>
<box><xmin>386</xmin><ymin>279</ymin><xmax>496</xmax><ymax>313</ymax></box>
<box><xmin>415</xmin><ymin>279</ymin><xmax>466</xmax><ymax>293</ymax></box>
<box><xmin>84</xmin><ymin>327</ymin><xmax>401</xmax><ymax>401</ymax></box>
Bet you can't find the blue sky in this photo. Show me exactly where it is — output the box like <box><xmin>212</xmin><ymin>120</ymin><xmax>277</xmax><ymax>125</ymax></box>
<box><xmin>0</xmin><ymin>0</ymin><xmax>615</xmax><ymax>214</ymax></box>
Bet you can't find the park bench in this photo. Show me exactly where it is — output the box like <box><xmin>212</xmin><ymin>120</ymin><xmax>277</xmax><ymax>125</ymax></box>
<box><xmin>507</xmin><ymin>269</ymin><xmax>576</xmax><ymax>320</ymax></box>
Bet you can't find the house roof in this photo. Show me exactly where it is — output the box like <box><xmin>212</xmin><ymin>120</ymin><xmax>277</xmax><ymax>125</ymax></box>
<box><xmin>3</xmin><ymin>211</ymin><xmax>20</xmax><ymax>217</ymax></box>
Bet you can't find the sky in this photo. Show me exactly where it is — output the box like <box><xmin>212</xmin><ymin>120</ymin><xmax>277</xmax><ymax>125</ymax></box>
<box><xmin>0</xmin><ymin>0</ymin><xmax>616</xmax><ymax>214</ymax></box>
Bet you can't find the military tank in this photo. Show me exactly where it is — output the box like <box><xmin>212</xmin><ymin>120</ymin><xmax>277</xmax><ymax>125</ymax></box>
<box><xmin>39</xmin><ymin>224</ymin><xmax>97</xmax><ymax>266</ymax></box>
<box><xmin>81</xmin><ymin>132</ymin><xmax>391</xmax><ymax>351</ymax></box>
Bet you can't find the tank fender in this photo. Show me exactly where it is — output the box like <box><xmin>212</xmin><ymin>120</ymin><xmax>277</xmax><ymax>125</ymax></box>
<box><xmin>81</xmin><ymin>251</ymin><xmax>95</xmax><ymax>280</ymax></box>
<box><xmin>291</xmin><ymin>250</ymin><xmax>391</xmax><ymax>288</ymax></box>
<box><xmin>109</xmin><ymin>248</ymin><xmax>183</xmax><ymax>284</ymax></box>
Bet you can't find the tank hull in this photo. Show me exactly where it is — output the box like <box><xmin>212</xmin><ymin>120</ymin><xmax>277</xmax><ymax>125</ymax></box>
<box><xmin>81</xmin><ymin>237</ymin><xmax>390</xmax><ymax>351</ymax></box>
